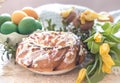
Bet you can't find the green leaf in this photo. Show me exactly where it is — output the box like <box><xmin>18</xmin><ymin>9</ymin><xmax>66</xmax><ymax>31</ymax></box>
<box><xmin>101</xmin><ymin>22</ymin><xmax>114</xmax><ymax>35</ymax></box>
<box><xmin>111</xmin><ymin>46</ymin><xmax>120</xmax><ymax>66</ymax></box>
<box><xmin>102</xmin><ymin>22</ymin><xmax>112</xmax><ymax>31</ymax></box>
<box><xmin>98</xmin><ymin>55</ymin><xmax>103</xmax><ymax>73</ymax></box>
<box><xmin>86</xmin><ymin>72</ymin><xmax>91</xmax><ymax>83</ymax></box>
<box><xmin>87</xmin><ymin>41</ymin><xmax>92</xmax><ymax>50</ymax></box>
<box><xmin>114</xmin><ymin>60</ymin><xmax>120</xmax><ymax>66</ymax></box>
<box><xmin>111</xmin><ymin>21</ymin><xmax>120</xmax><ymax>34</ymax></box>
<box><xmin>107</xmin><ymin>42</ymin><xmax>118</xmax><ymax>47</ymax></box>
<box><xmin>86</xmin><ymin>68</ymin><xmax>106</xmax><ymax>83</ymax></box>
<box><xmin>84</xmin><ymin>35</ymin><xmax>94</xmax><ymax>43</ymax></box>
<box><xmin>90</xmin><ymin>41</ymin><xmax>100</xmax><ymax>54</ymax></box>
<box><xmin>87</xmin><ymin>56</ymin><xmax>98</xmax><ymax>75</ymax></box>
<box><xmin>103</xmin><ymin>34</ymin><xmax>120</xmax><ymax>43</ymax></box>
<box><xmin>87</xmin><ymin>65</ymin><xmax>93</xmax><ymax>73</ymax></box>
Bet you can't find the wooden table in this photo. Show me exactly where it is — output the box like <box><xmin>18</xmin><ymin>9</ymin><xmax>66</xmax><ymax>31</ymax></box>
<box><xmin>0</xmin><ymin>61</ymin><xmax>120</xmax><ymax>83</ymax></box>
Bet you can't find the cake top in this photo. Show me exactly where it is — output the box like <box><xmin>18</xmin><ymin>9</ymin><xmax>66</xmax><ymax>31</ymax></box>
<box><xmin>21</xmin><ymin>31</ymin><xmax>79</xmax><ymax>49</ymax></box>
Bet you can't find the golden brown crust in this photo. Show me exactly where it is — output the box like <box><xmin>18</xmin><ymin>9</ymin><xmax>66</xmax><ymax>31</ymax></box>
<box><xmin>16</xmin><ymin>31</ymin><xmax>85</xmax><ymax>72</ymax></box>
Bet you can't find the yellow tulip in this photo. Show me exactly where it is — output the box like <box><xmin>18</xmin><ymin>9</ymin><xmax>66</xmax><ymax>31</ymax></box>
<box><xmin>102</xmin><ymin>54</ymin><xmax>115</xmax><ymax>66</ymax></box>
<box><xmin>94</xmin><ymin>32</ymin><xmax>102</xmax><ymax>42</ymax></box>
<box><xmin>102</xmin><ymin>55</ymin><xmax>115</xmax><ymax>73</ymax></box>
<box><xmin>99</xmin><ymin>43</ymin><xmax>110</xmax><ymax>55</ymax></box>
<box><xmin>76</xmin><ymin>68</ymin><xmax>87</xmax><ymax>83</ymax></box>
<box><xmin>102</xmin><ymin>63</ymin><xmax>111</xmax><ymax>73</ymax></box>
<box><xmin>99</xmin><ymin>43</ymin><xmax>115</xmax><ymax>73</ymax></box>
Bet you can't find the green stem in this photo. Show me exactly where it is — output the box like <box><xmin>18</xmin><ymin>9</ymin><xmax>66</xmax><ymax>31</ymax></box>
<box><xmin>98</xmin><ymin>54</ymin><xmax>103</xmax><ymax>73</ymax></box>
<box><xmin>86</xmin><ymin>73</ymin><xmax>91</xmax><ymax>83</ymax></box>
<box><xmin>88</xmin><ymin>55</ymin><xmax>98</xmax><ymax>75</ymax></box>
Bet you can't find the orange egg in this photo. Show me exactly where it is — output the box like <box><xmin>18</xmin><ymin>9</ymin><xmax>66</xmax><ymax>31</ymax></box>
<box><xmin>11</xmin><ymin>10</ymin><xmax>28</xmax><ymax>24</ymax></box>
<box><xmin>22</xmin><ymin>7</ymin><xmax>39</xmax><ymax>19</ymax></box>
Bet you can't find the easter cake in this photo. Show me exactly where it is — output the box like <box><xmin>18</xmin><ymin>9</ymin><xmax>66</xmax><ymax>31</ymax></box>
<box><xmin>16</xmin><ymin>31</ymin><xmax>86</xmax><ymax>72</ymax></box>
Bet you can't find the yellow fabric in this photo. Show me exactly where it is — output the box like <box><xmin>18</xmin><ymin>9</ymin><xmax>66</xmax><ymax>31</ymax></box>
<box><xmin>80</xmin><ymin>13</ymin><xmax>86</xmax><ymax>24</ymax></box>
<box><xmin>76</xmin><ymin>68</ymin><xmax>87</xmax><ymax>83</ymax></box>
<box><xmin>60</xmin><ymin>8</ymin><xmax>73</xmax><ymax>18</ymax></box>
<box><xmin>98</xmin><ymin>12</ymin><xmax>110</xmax><ymax>21</ymax></box>
<box><xmin>80</xmin><ymin>10</ymin><xmax>98</xmax><ymax>24</ymax></box>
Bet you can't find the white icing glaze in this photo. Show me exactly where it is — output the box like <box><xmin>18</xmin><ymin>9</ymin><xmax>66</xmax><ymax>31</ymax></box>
<box><xmin>79</xmin><ymin>45</ymin><xmax>84</xmax><ymax>56</ymax></box>
<box><xmin>16</xmin><ymin>31</ymin><xmax>79</xmax><ymax>66</ymax></box>
<box><xmin>63</xmin><ymin>47</ymin><xmax>76</xmax><ymax>64</ymax></box>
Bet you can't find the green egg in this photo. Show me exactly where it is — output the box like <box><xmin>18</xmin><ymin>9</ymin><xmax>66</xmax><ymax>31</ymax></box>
<box><xmin>0</xmin><ymin>21</ymin><xmax>17</xmax><ymax>34</ymax></box>
<box><xmin>0</xmin><ymin>13</ymin><xmax>11</xmax><ymax>27</ymax></box>
<box><xmin>35</xmin><ymin>20</ymin><xmax>42</xmax><ymax>30</ymax></box>
<box><xmin>18</xmin><ymin>17</ymin><xmax>37</xmax><ymax>35</ymax></box>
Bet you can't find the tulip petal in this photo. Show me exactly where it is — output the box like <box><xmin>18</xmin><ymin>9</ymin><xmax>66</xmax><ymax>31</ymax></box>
<box><xmin>76</xmin><ymin>68</ymin><xmax>87</xmax><ymax>83</ymax></box>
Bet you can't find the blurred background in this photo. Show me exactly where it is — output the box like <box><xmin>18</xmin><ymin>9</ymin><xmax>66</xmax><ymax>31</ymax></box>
<box><xmin>0</xmin><ymin>0</ymin><xmax>120</xmax><ymax>14</ymax></box>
